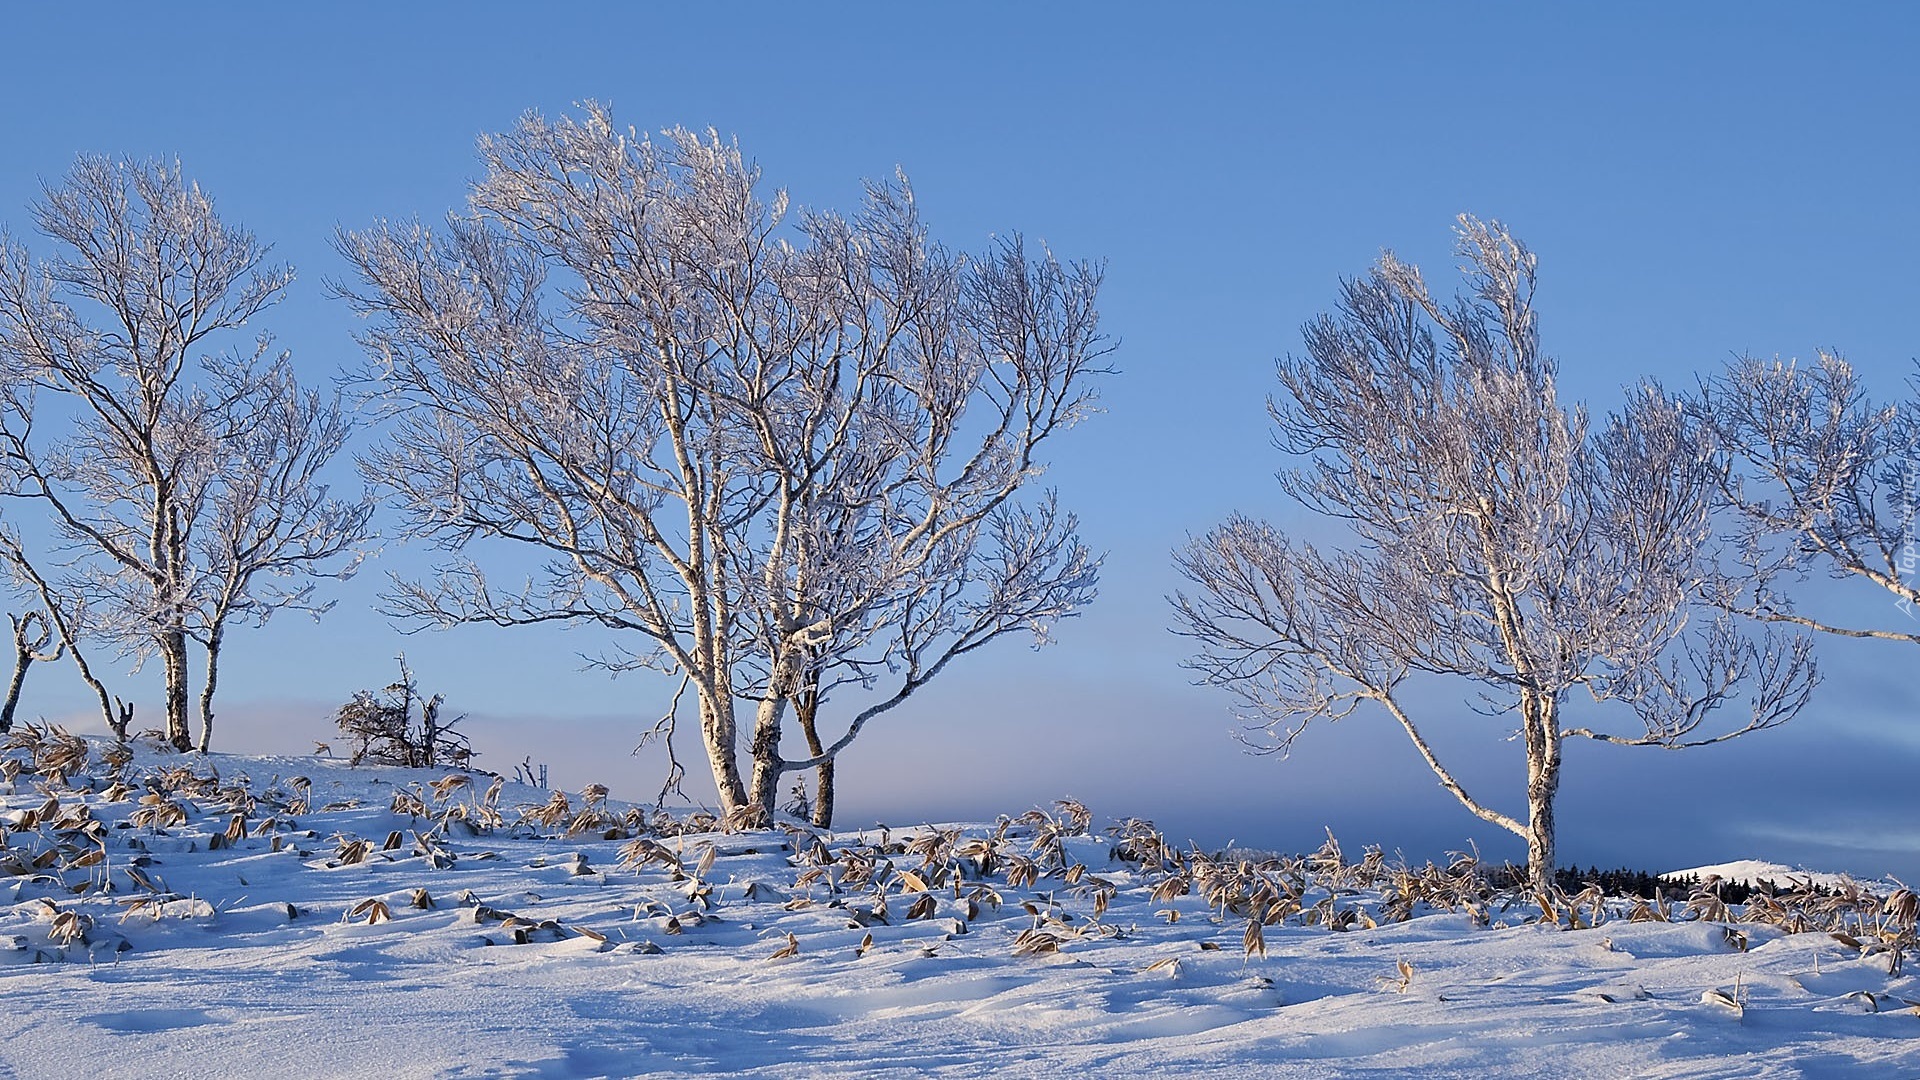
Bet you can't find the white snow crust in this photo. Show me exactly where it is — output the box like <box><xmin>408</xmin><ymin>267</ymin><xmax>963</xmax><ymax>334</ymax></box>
<box><xmin>0</xmin><ymin>736</ymin><xmax>1915</xmax><ymax>1078</ymax></box>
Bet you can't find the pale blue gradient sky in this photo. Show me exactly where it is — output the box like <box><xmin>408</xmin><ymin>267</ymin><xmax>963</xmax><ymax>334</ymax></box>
<box><xmin>2</xmin><ymin>3</ymin><xmax>1916</xmax><ymax>877</ymax></box>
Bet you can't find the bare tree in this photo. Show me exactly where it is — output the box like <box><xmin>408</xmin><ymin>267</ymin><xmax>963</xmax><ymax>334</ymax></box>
<box><xmin>1172</xmin><ymin>216</ymin><xmax>1816</xmax><ymax>889</ymax></box>
<box><xmin>1691</xmin><ymin>352</ymin><xmax>1920</xmax><ymax>642</ymax></box>
<box><xmin>763</xmin><ymin>492</ymin><xmax>1099</xmax><ymax>827</ymax></box>
<box><xmin>0</xmin><ymin>528</ymin><xmax>129</xmax><ymax>738</ymax></box>
<box><xmin>0</xmin><ymin>156</ymin><xmax>368</xmax><ymax>750</ymax></box>
<box><xmin>338</xmin><ymin>104</ymin><xmax>1106</xmax><ymax>823</ymax></box>
<box><xmin>0</xmin><ymin>610</ymin><xmax>60</xmax><ymax>733</ymax></box>
<box><xmin>720</xmin><ymin>212</ymin><xmax>1106</xmax><ymax>824</ymax></box>
<box><xmin>186</xmin><ymin>357</ymin><xmax>375</xmax><ymax>752</ymax></box>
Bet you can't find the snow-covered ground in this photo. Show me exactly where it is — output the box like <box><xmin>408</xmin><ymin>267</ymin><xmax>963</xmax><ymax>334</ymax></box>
<box><xmin>1665</xmin><ymin>860</ymin><xmax>1889</xmax><ymax>895</ymax></box>
<box><xmin>1</xmin><ymin>729</ymin><xmax>1916</xmax><ymax>1079</ymax></box>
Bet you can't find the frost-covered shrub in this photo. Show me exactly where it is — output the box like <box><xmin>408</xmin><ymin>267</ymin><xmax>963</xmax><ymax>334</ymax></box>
<box><xmin>334</xmin><ymin>659</ymin><xmax>471</xmax><ymax>769</ymax></box>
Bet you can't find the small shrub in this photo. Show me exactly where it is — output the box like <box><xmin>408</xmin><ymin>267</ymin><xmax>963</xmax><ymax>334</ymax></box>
<box><xmin>334</xmin><ymin>657</ymin><xmax>472</xmax><ymax>769</ymax></box>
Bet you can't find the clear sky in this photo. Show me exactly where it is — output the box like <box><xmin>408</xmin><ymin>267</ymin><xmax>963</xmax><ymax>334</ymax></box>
<box><xmin>2</xmin><ymin>3</ymin><xmax>1916</xmax><ymax>879</ymax></box>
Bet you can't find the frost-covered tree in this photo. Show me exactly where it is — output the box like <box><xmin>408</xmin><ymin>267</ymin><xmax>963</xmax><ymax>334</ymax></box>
<box><xmin>720</xmin><ymin>216</ymin><xmax>1104</xmax><ymax>825</ymax></box>
<box><xmin>0</xmin><ymin>610</ymin><xmax>60</xmax><ymax>734</ymax></box>
<box><xmin>1691</xmin><ymin>353</ymin><xmax>1920</xmax><ymax>644</ymax></box>
<box><xmin>1172</xmin><ymin>216</ymin><xmax>1816</xmax><ymax>890</ymax></box>
<box><xmin>0</xmin><ymin>527</ymin><xmax>126</xmax><ymax>737</ymax></box>
<box><xmin>764</xmin><ymin>489</ymin><xmax>1099</xmax><ymax>828</ymax></box>
<box><xmin>186</xmin><ymin>357</ymin><xmax>374</xmax><ymax>752</ymax></box>
<box><xmin>0</xmin><ymin>157</ymin><xmax>371</xmax><ymax>750</ymax></box>
<box><xmin>338</xmin><ymin>104</ymin><xmax>1105</xmax><ymax>823</ymax></box>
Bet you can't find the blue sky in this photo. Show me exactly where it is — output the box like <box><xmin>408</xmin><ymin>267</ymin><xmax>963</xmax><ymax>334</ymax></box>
<box><xmin>2</xmin><ymin>3</ymin><xmax>1916</xmax><ymax>878</ymax></box>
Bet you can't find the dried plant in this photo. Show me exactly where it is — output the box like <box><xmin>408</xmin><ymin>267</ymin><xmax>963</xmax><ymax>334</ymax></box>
<box><xmin>519</xmin><ymin>791</ymin><xmax>571</xmax><ymax>831</ymax></box>
<box><xmin>1011</xmin><ymin>928</ymin><xmax>1067</xmax><ymax>957</ymax></box>
<box><xmin>766</xmin><ymin>932</ymin><xmax>800</xmax><ymax>961</ymax></box>
<box><xmin>428</xmin><ymin>774</ymin><xmax>471</xmax><ymax>802</ymax></box>
<box><xmin>1625</xmin><ymin>892</ymin><xmax>1670</xmax><ymax>924</ymax></box>
<box><xmin>333</xmin><ymin>835</ymin><xmax>372</xmax><ymax>866</ymax></box>
<box><xmin>283</xmin><ymin>776</ymin><xmax>312</xmax><ymax>816</ymax></box>
<box><xmin>129</xmin><ymin>793</ymin><xmax>188</xmax><ymax>831</ymax></box>
<box><xmin>345</xmin><ymin>897</ymin><xmax>392</xmax><ymax>925</ymax></box>
<box><xmin>1108</xmin><ymin>818</ymin><xmax>1177</xmax><ymax>871</ymax></box>
<box><xmin>1390</xmin><ymin>959</ymin><xmax>1414</xmax><ymax>993</ymax></box>
<box><xmin>49</xmin><ymin>908</ymin><xmax>91</xmax><ymax>947</ymax></box>
<box><xmin>1885</xmin><ymin>888</ymin><xmax>1918</xmax><ymax>932</ymax></box>
<box><xmin>1003</xmin><ymin>854</ymin><xmax>1040</xmax><ymax>890</ymax></box>
<box><xmin>390</xmin><ymin>785</ymin><xmax>429</xmax><ymax>819</ymax></box>
<box><xmin>616</xmin><ymin>837</ymin><xmax>684</xmax><ymax>877</ymax></box>
<box><xmin>1243</xmin><ymin>918</ymin><xmax>1266</xmax><ymax>959</ymax></box>
<box><xmin>31</xmin><ymin>724</ymin><xmax>88</xmax><ymax>781</ymax></box>
<box><xmin>1683</xmin><ymin>878</ymin><xmax>1733</xmax><ymax>923</ymax></box>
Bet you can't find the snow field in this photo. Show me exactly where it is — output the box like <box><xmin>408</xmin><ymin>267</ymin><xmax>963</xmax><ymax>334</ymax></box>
<box><xmin>0</xmin><ymin>729</ymin><xmax>1916</xmax><ymax>1078</ymax></box>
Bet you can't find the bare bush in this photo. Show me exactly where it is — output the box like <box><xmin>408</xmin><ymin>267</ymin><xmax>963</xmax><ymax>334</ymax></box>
<box><xmin>334</xmin><ymin>657</ymin><xmax>471</xmax><ymax>770</ymax></box>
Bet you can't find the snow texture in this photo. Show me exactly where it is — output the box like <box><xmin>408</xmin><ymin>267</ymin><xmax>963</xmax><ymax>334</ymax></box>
<box><xmin>0</xmin><ymin>735</ymin><xmax>1915</xmax><ymax>1078</ymax></box>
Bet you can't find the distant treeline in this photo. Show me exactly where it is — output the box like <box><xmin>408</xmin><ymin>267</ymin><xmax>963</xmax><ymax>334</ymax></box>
<box><xmin>1484</xmin><ymin>865</ymin><xmax>1837</xmax><ymax>904</ymax></box>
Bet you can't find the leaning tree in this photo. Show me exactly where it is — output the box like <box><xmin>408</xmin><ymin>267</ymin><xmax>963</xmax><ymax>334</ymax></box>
<box><xmin>1172</xmin><ymin>216</ymin><xmax>1816</xmax><ymax>889</ymax></box>
<box><xmin>0</xmin><ymin>156</ymin><xmax>371</xmax><ymax>749</ymax></box>
<box><xmin>339</xmin><ymin>104</ymin><xmax>1106</xmax><ymax>824</ymax></box>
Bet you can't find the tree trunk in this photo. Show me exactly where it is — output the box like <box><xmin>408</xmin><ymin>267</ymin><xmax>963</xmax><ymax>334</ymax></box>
<box><xmin>745</xmin><ymin>689</ymin><xmax>786</xmax><ymax>826</ymax></box>
<box><xmin>0</xmin><ymin>612</ymin><xmax>61</xmax><ymax>734</ymax></box>
<box><xmin>1</xmin><ymin>645</ymin><xmax>31</xmax><ymax>734</ymax></box>
<box><xmin>787</xmin><ymin>676</ymin><xmax>833</xmax><ymax>826</ymax></box>
<box><xmin>420</xmin><ymin>694</ymin><xmax>440</xmax><ymax>769</ymax></box>
<box><xmin>1525</xmin><ymin>765</ymin><xmax>1558</xmax><ymax>892</ymax></box>
<box><xmin>696</xmin><ymin>688</ymin><xmax>749</xmax><ymax>815</ymax></box>
<box><xmin>1522</xmin><ymin>694</ymin><xmax>1563</xmax><ymax>892</ymax></box>
<box><xmin>161</xmin><ymin>626</ymin><xmax>192</xmax><ymax>751</ymax></box>
<box><xmin>50</xmin><ymin>614</ymin><xmax>120</xmax><ymax>741</ymax></box>
<box><xmin>793</xmin><ymin>677</ymin><xmax>835</xmax><ymax>828</ymax></box>
<box><xmin>196</xmin><ymin>626</ymin><xmax>222</xmax><ymax>753</ymax></box>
